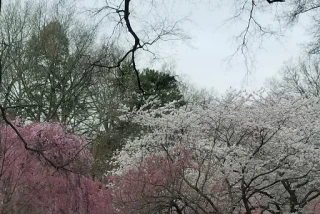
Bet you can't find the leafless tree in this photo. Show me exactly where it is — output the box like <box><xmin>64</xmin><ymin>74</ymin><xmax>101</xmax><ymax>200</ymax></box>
<box><xmin>268</xmin><ymin>55</ymin><xmax>320</xmax><ymax>98</ymax></box>
<box><xmin>90</xmin><ymin>0</ymin><xmax>190</xmax><ymax>92</ymax></box>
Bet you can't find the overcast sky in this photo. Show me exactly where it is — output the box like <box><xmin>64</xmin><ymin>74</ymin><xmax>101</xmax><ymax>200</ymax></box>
<box><xmin>154</xmin><ymin>1</ymin><xmax>312</xmax><ymax>93</ymax></box>
<box><xmin>85</xmin><ymin>0</ymin><xmax>312</xmax><ymax>93</ymax></box>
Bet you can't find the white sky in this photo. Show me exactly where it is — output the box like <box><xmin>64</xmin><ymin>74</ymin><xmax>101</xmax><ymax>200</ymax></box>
<box><xmin>82</xmin><ymin>0</ymin><xmax>312</xmax><ymax>94</ymax></box>
<box><xmin>152</xmin><ymin>1</ymin><xmax>311</xmax><ymax>93</ymax></box>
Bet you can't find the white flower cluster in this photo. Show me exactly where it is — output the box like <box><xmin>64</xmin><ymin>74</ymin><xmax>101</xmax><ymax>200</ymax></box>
<box><xmin>112</xmin><ymin>92</ymin><xmax>320</xmax><ymax>213</ymax></box>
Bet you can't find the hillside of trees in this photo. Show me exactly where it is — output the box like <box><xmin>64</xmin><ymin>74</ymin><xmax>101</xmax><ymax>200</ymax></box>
<box><xmin>1</xmin><ymin>0</ymin><xmax>320</xmax><ymax>213</ymax></box>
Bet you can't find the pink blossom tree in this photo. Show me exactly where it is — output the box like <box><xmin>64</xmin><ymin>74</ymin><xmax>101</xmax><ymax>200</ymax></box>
<box><xmin>111</xmin><ymin>147</ymin><xmax>231</xmax><ymax>214</ymax></box>
<box><xmin>0</xmin><ymin>121</ymin><xmax>114</xmax><ymax>214</ymax></box>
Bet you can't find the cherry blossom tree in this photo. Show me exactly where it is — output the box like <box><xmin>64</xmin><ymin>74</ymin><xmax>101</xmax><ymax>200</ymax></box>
<box><xmin>111</xmin><ymin>91</ymin><xmax>320</xmax><ymax>213</ymax></box>
<box><xmin>0</xmin><ymin>121</ymin><xmax>114</xmax><ymax>214</ymax></box>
